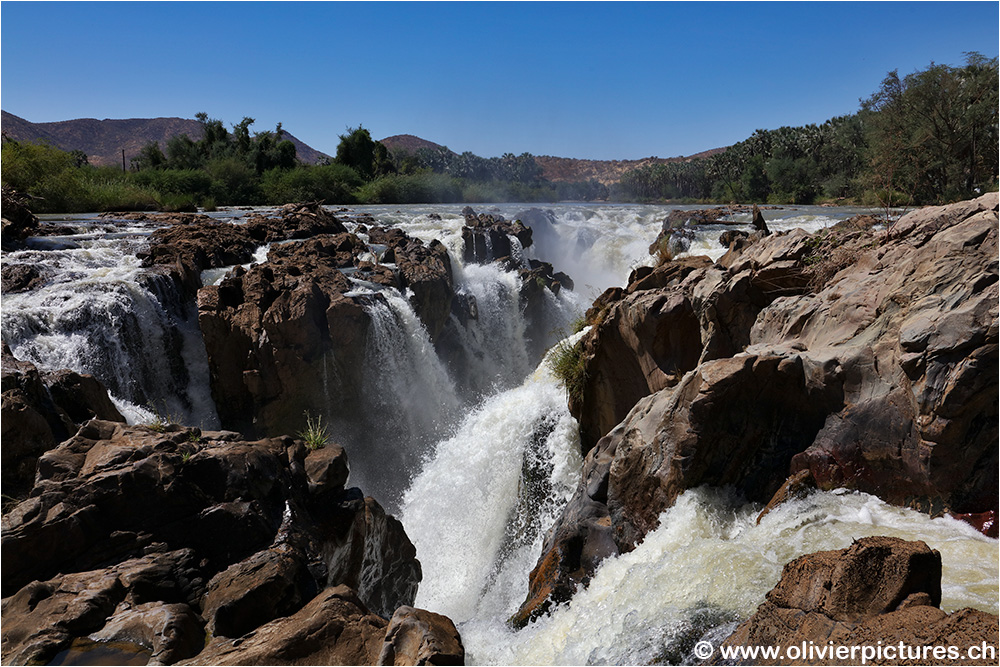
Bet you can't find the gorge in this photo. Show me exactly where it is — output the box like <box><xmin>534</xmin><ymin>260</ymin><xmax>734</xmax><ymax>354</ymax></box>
<box><xmin>1</xmin><ymin>193</ymin><xmax>997</xmax><ymax>665</ymax></box>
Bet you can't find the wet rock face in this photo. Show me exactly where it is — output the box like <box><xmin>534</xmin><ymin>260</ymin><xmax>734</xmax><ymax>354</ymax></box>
<box><xmin>518</xmin><ymin>194</ymin><xmax>999</xmax><ymax>625</ymax></box>
<box><xmin>709</xmin><ymin>537</ymin><xmax>999</xmax><ymax>666</ymax></box>
<box><xmin>0</xmin><ymin>421</ymin><xmax>423</xmax><ymax>665</ymax></box>
<box><xmin>461</xmin><ymin>206</ymin><xmax>533</xmax><ymax>264</ymax></box>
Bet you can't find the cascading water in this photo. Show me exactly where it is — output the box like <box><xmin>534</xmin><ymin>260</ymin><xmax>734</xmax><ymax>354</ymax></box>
<box><xmin>1</xmin><ymin>234</ymin><xmax>218</xmax><ymax>427</ymax></box>
<box><xmin>401</xmin><ymin>331</ymin><xmax>588</xmax><ymax>624</ymax></box>
<box><xmin>5</xmin><ymin>203</ymin><xmax>994</xmax><ymax>666</ymax></box>
<box><xmin>448</xmin><ymin>486</ymin><xmax>998</xmax><ymax>665</ymax></box>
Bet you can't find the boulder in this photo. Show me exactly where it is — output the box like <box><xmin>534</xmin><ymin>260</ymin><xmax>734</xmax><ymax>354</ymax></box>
<box><xmin>377</xmin><ymin>606</ymin><xmax>465</xmax><ymax>666</ymax></box>
<box><xmin>518</xmin><ymin>194</ymin><xmax>999</xmax><ymax>624</ymax></box>
<box><xmin>180</xmin><ymin>586</ymin><xmax>389</xmax><ymax>666</ymax></box>
<box><xmin>710</xmin><ymin>537</ymin><xmax>999</xmax><ymax>665</ymax></box>
<box><xmin>1</xmin><ymin>263</ymin><xmax>47</xmax><ymax>293</ymax></box>
<box><xmin>197</xmin><ymin>223</ymin><xmax>458</xmax><ymax>438</ymax></box>
<box><xmin>461</xmin><ymin>206</ymin><xmax>533</xmax><ymax>264</ymax></box>
<box><xmin>0</xmin><ymin>186</ymin><xmax>39</xmax><ymax>248</ymax></box>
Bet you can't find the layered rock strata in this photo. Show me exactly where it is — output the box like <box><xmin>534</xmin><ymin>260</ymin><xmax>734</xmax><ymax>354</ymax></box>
<box><xmin>516</xmin><ymin>194</ymin><xmax>998</xmax><ymax>625</ymax></box>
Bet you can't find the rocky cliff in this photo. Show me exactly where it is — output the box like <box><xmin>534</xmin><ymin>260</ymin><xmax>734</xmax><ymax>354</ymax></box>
<box><xmin>515</xmin><ymin>193</ymin><xmax>998</xmax><ymax>626</ymax></box>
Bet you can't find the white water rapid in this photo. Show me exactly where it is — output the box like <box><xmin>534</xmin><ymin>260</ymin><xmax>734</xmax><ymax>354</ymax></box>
<box><xmin>5</xmin><ymin>203</ymin><xmax>995</xmax><ymax>665</ymax></box>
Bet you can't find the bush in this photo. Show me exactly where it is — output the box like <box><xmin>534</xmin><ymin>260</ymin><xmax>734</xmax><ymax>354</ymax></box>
<box><xmin>356</xmin><ymin>173</ymin><xmax>463</xmax><ymax>204</ymax></box>
<box><xmin>260</xmin><ymin>164</ymin><xmax>362</xmax><ymax>205</ymax></box>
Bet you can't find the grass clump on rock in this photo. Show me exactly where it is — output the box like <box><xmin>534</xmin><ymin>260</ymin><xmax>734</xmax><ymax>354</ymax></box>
<box><xmin>298</xmin><ymin>412</ymin><xmax>329</xmax><ymax>450</ymax></box>
<box><xmin>548</xmin><ymin>339</ymin><xmax>588</xmax><ymax>403</ymax></box>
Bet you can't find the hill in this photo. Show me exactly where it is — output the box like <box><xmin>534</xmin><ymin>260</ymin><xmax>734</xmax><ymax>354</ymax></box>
<box><xmin>379</xmin><ymin>134</ymin><xmax>454</xmax><ymax>156</ymax></box>
<box><xmin>0</xmin><ymin>111</ymin><xmax>330</xmax><ymax>167</ymax></box>
<box><xmin>380</xmin><ymin>132</ymin><xmax>725</xmax><ymax>185</ymax></box>
<box><xmin>535</xmin><ymin>148</ymin><xmax>727</xmax><ymax>185</ymax></box>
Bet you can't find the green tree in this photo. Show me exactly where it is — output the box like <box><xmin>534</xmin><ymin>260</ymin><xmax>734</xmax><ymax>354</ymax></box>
<box><xmin>335</xmin><ymin>126</ymin><xmax>394</xmax><ymax>181</ymax></box>
<box><xmin>862</xmin><ymin>53</ymin><xmax>999</xmax><ymax>202</ymax></box>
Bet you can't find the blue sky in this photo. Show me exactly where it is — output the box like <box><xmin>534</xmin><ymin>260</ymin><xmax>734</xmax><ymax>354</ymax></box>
<box><xmin>1</xmin><ymin>1</ymin><xmax>997</xmax><ymax>160</ymax></box>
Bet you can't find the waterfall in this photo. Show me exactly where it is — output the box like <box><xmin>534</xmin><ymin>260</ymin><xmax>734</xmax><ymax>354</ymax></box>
<box><xmin>400</xmin><ymin>332</ymin><xmax>587</xmax><ymax>624</ymax></box>
<box><xmin>416</xmin><ymin>483</ymin><xmax>997</xmax><ymax>666</ymax></box>
<box><xmin>1</xmin><ymin>239</ymin><xmax>218</xmax><ymax>428</ymax></box>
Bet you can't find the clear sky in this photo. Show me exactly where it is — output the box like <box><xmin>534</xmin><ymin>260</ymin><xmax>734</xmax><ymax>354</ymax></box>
<box><xmin>1</xmin><ymin>1</ymin><xmax>997</xmax><ymax>160</ymax></box>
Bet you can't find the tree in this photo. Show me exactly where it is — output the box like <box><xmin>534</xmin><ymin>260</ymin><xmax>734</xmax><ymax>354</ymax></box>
<box><xmin>861</xmin><ymin>53</ymin><xmax>999</xmax><ymax>203</ymax></box>
<box><xmin>335</xmin><ymin>126</ymin><xmax>394</xmax><ymax>181</ymax></box>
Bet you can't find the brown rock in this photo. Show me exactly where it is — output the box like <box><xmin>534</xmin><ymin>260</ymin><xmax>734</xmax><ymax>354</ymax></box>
<box><xmin>519</xmin><ymin>194</ymin><xmax>999</xmax><ymax>624</ymax></box>
<box><xmin>181</xmin><ymin>586</ymin><xmax>389</xmax><ymax>666</ymax></box>
<box><xmin>377</xmin><ymin>606</ymin><xmax>465</xmax><ymax>665</ymax></box>
<box><xmin>201</xmin><ymin>544</ymin><xmax>316</xmax><ymax>638</ymax></box>
<box><xmin>1</xmin><ymin>348</ymin><xmax>124</xmax><ymax>499</ymax></box>
<box><xmin>756</xmin><ymin>469</ymin><xmax>817</xmax><ymax>524</ymax></box>
<box><xmin>90</xmin><ymin>601</ymin><xmax>205</xmax><ymax>665</ymax></box>
<box><xmin>711</xmin><ymin>537</ymin><xmax>997</xmax><ymax>666</ymax></box>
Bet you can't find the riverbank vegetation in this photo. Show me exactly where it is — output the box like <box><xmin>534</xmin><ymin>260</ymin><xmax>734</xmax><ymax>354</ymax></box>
<box><xmin>2</xmin><ymin>54</ymin><xmax>995</xmax><ymax>213</ymax></box>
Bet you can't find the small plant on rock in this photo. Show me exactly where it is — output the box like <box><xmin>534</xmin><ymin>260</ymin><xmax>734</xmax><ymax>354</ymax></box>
<box><xmin>548</xmin><ymin>339</ymin><xmax>588</xmax><ymax>404</ymax></box>
<box><xmin>298</xmin><ymin>412</ymin><xmax>329</xmax><ymax>450</ymax></box>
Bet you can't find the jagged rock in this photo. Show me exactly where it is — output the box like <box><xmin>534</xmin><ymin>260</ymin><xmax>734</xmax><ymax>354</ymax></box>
<box><xmin>751</xmin><ymin>204</ymin><xmax>770</xmax><ymax>235</ymax></box>
<box><xmin>1</xmin><ymin>422</ymin><xmax>422</xmax><ymax>664</ymax></box>
<box><xmin>518</xmin><ymin>194</ymin><xmax>999</xmax><ymax>624</ymax></box>
<box><xmin>367</xmin><ymin>225</ymin><xmax>455</xmax><ymax>340</ymax></box>
<box><xmin>1</xmin><ymin>347</ymin><xmax>124</xmax><ymax>499</ymax></box>
<box><xmin>243</xmin><ymin>201</ymin><xmax>349</xmax><ymax>242</ymax></box>
<box><xmin>306</xmin><ymin>444</ymin><xmax>350</xmax><ymax>495</ymax></box>
<box><xmin>201</xmin><ymin>543</ymin><xmax>316</xmax><ymax>638</ymax></box>
<box><xmin>197</xmin><ymin>222</ymin><xmax>458</xmax><ymax>438</ymax></box>
<box><xmin>0</xmin><ymin>549</ymin><xmax>204</xmax><ymax>665</ymax></box>
<box><xmin>461</xmin><ymin>206</ymin><xmax>533</xmax><ymax>264</ymax></box>
<box><xmin>377</xmin><ymin>606</ymin><xmax>465</xmax><ymax>666</ymax></box>
<box><xmin>755</xmin><ymin>469</ymin><xmax>817</xmax><ymax>524</ymax></box>
<box><xmin>709</xmin><ymin>537</ymin><xmax>998</xmax><ymax>665</ymax></box>
<box><xmin>180</xmin><ymin>586</ymin><xmax>389</xmax><ymax>666</ymax></box>
<box><xmin>570</xmin><ymin>255</ymin><xmax>714</xmax><ymax>453</ymax></box>
<box><xmin>197</xmin><ymin>233</ymin><xmax>371</xmax><ymax>437</ymax></box>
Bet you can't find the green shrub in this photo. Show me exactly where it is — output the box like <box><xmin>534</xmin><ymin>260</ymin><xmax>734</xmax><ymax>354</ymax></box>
<box><xmin>260</xmin><ymin>164</ymin><xmax>362</xmax><ymax>204</ymax></box>
<box><xmin>356</xmin><ymin>173</ymin><xmax>463</xmax><ymax>204</ymax></box>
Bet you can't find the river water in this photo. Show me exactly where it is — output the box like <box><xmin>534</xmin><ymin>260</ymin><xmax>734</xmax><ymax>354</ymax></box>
<box><xmin>2</xmin><ymin>202</ymin><xmax>995</xmax><ymax>664</ymax></box>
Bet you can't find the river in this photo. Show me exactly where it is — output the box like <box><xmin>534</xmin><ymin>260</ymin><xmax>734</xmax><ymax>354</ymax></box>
<box><xmin>2</xmin><ymin>202</ymin><xmax>995</xmax><ymax>664</ymax></box>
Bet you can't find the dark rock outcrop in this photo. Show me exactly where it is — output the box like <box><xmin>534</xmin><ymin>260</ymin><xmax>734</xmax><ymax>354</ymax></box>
<box><xmin>196</xmin><ymin>232</ymin><xmax>373</xmax><ymax>437</ymax></box>
<box><xmin>518</xmin><ymin>194</ymin><xmax>998</xmax><ymax>625</ymax></box>
<box><xmin>0</xmin><ymin>421</ymin><xmax>423</xmax><ymax>665</ymax></box>
<box><xmin>180</xmin><ymin>586</ymin><xmax>389</xmax><ymax>666</ymax></box>
<box><xmin>1</xmin><ymin>346</ymin><xmax>125</xmax><ymax>500</ymax></box>
<box><xmin>710</xmin><ymin>537</ymin><xmax>999</xmax><ymax>665</ymax></box>
<box><xmin>1</xmin><ymin>263</ymin><xmax>48</xmax><ymax>293</ymax></box>
<box><xmin>461</xmin><ymin>206</ymin><xmax>533</xmax><ymax>264</ymax></box>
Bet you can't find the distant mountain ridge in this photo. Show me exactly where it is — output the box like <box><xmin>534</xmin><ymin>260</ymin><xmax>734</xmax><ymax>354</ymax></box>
<box><xmin>0</xmin><ymin>111</ymin><xmax>330</xmax><ymax>167</ymax></box>
<box><xmin>380</xmin><ymin>132</ymin><xmax>725</xmax><ymax>185</ymax></box>
<box><xmin>1</xmin><ymin>112</ymin><xmax>723</xmax><ymax>184</ymax></box>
